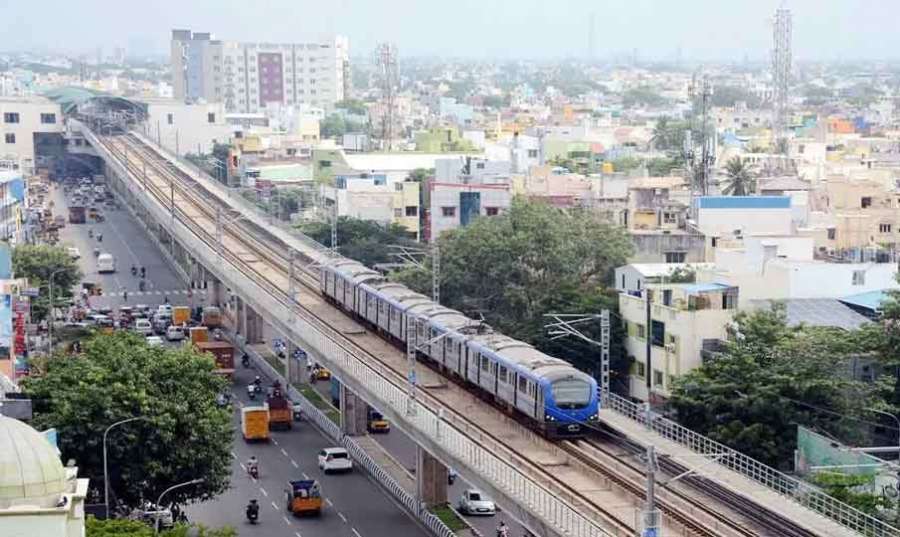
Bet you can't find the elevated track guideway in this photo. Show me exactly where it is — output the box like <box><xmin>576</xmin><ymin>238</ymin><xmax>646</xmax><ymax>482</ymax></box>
<box><xmin>80</xmin><ymin>122</ymin><xmax>890</xmax><ymax>537</ymax></box>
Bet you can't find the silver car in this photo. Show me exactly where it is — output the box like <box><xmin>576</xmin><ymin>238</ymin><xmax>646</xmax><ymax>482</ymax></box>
<box><xmin>458</xmin><ymin>489</ymin><xmax>496</xmax><ymax>516</ymax></box>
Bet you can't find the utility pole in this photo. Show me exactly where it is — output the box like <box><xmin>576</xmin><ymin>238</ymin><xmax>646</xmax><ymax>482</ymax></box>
<box><xmin>431</xmin><ymin>243</ymin><xmax>440</xmax><ymax>304</ymax></box>
<box><xmin>288</xmin><ymin>250</ymin><xmax>296</xmax><ymax>301</ymax></box>
<box><xmin>405</xmin><ymin>314</ymin><xmax>418</xmax><ymax>417</ymax></box>
<box><xmin>642</xmin><ymin>445</ymin><xmax>661</xmax><ymax>537</ymax></box>
<box><xmin>330</xmin><ymin>197</ymin><xmax>338</xmax><ymax>257</ymax></box>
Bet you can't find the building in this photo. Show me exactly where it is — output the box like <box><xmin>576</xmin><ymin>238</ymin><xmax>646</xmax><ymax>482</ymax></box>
<box><xmin>171</xmin><ymin>30</ymin><xmax>349</xmax><ymax>114</ymax></box>
<box><xmin>619</xmin><ymin>282</ymin><xmax>738</xmax><ymax>401</ymax></box>
<box><xmin>321</xmin><ymin>174</ymin><xmax>420</xmax><ymax>239</ymax></box>
<box><xmin>428</xmin><ymin>157</ymin><xmax>513</xmax><ymax>241</ymax></box>
<box><xmin>139</xmin><ymin>99</ymin><xmax>231</xmax><ymax>158</ymax></box>
<box><xmin>695</xmin><ymin>196</ymin><xmax>793</xmax><ymax>239</ymax></box>
<box><xmin>0</xmin><ymin>97</ymin><xmax>64</xmax><ymax>175</ymax></box>
<box><xmin>0</xmin><ymin>169</ymin><xmax>27</xmax><ymax>243</ymax></box>
<box><xmin>0</xmin><ymin>416</ymin><xmax>89</xmax><ymax>537</ymax></box>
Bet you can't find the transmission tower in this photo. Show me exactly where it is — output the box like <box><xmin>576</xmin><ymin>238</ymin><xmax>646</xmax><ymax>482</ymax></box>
<box><xmin>772</xmin><ymin>6</ymin><xmax>792</xmax><ymax>150</ymax></box>
<box><xmin>683</xmin><ymin>73</ymin><xmax>715</xmax><ymax>198</ymax></box>
<box><xmin>374</xmin><ymin>43</ymin><xmax>398</xmax><ymax>151</ymax></box>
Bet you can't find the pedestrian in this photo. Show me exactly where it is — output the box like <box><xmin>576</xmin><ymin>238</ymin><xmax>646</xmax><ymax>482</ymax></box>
<box><xmin>123</xmin><ymin>290</ymin><xmax>128</xmax><ymax>302</ymax></box>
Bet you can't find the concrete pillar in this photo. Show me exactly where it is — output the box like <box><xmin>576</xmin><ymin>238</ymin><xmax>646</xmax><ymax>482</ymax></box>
<box><xmin>339</xmin><ymin>383</ymin><xmax>368</xmax><ymax>436</ymax></box>
<box><xmin>244</xmin><ymin>304</ymin><xmax>264</xmax><ymax>344</ymax></box>
<box><xmin>236</xmin><ymin>296</ymin><xmax>246</xmax><ymax>337</ymax></box>
<box><xmin>286</xmin><ymin>341</ymin><xmax>305</xmax><ymax>386</ymax></box>
<box><xmin>416</xmin><ymin>447</ymin><xmax>449</xmax><ymax>508</ymax></box>
<box><xmin>211</xmin><ymin>278</ymin><xmax>224</xmax><ymax>308</ymax></box>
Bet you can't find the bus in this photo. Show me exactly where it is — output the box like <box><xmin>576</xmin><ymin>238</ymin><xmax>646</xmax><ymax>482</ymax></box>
<box><xmin>97</xmin><ymin>253</ymin><xmax>116</xmax><ymax>273</ymax></box>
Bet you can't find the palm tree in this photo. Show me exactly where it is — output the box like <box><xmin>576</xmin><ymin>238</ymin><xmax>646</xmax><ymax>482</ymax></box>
<box><xmin>720</xmin><ymin>157</ymin><xmax>756</xmax><ymax>196</ymax></box>
<box><xmin>650</xmin><ymin>116</ymin><xmax>671</xmax><ymax>150</ymax></box>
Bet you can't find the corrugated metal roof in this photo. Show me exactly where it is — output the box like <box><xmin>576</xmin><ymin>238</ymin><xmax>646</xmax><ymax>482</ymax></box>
<box><xmin>750</xmin><ymin>299</ymin><xmax>871</xmax><ymax>330</ymax></box>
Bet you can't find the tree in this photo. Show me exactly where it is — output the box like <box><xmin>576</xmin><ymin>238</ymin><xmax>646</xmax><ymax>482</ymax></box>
<box><xmin>13</xmin><ymin>244</ymin><xmax>82</xmax><ymax>321</ymax></box>
<box><xmin>720</xmin><ymin>157</ymin><xmax>756</xmax><ymax>196</ymax></box>
<box><xmin>809</xmin><ymin>473</ymin><xmax>891</xmax><ymax>516</ymax></box>
<box><xmin>709</xmin><ymin>85</ymin><xmax>762</xmax><ymax>109</ymax></box>
<box><xmin>393</xmin><ymin>198</ymin><xmax>634</xmax><ymax>387</ymax></box>
<box><xmin>86</xmin><ymin>517</ymin><xmax>237</xmax><ymax>537</ymax></box>
<box><xmin>298</xmin><ymin>216</ymin><xmax>416</xmax><ymax>268</ymax></box>
<box><xmin>669</xmin><ymin>306</ymin><xmax>881</xmax><ymax>469</ymax></box>
<box><xmin>407</xmin><ymin>168</ymin><xmax>433</xmax><ymax>183</ymax></box>
<box><xmin>622</xmin><ymin>86</ymin><xmax>667</xmax><ymax>108</ymax></box>
<box><xmin>320</xmin><ymin>114</ymin><xmax>347</xmax><ymax>138</ymax></box>
<box><xmin>23</xmin><ymin>332</ymin><xmax>233</xmax><ymax>509</ymax></box>
<box><xmin>650</xmin><ymin>117</ymin><xmax>673</xmax><ymax>150</ymax></box>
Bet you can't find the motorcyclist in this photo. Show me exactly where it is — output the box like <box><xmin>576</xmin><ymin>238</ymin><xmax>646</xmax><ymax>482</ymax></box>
<box><xmin>131</xmin><ymin>265</ymin><xmax>137</xmax><ymax>276</ymax></box>
<box><xmin>241</xmin><ymin>352</ymin><xmax>250</xmax><ymax>367</ymax></box>
<box><xmin>496</xmin><ymin>521</ymin><xmax>509</xmax><ymax>537</ymax></box>
<box><xmin>247</xmin><ymin>455</ymin><xmax>259</xmax><ymax>474</ymax></box>
<box><xmin>140</xmin><ymin>266</ymin><xmax>146</xmax><ymax>278</ymax></box>
<box><xmin>96</xmin><ymin>232</ymin><xmax>103</xmax><ymax>242</ymax></box>
<box><xmin>88</xmin><ymin>228</ymin><xmax>93</xmax><ymax>238</ymax></box>
<box><xmin>245</xmin><ymin>499</ymin><xmax>259</xmax><ymax>523</ymax></box>
<box><xmin>254</xmin><ymin>375</ymin><xmax>262</xmax><ymax>387</ymax></box>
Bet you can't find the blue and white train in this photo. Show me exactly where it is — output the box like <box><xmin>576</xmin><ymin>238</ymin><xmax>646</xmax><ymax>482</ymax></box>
<box><xmin>320</xmin><ymin>258</ymin><xmax>599</xmax><ymax>438</ymax></box>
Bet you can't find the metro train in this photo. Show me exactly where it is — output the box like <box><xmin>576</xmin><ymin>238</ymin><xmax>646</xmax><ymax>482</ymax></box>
<box><xmin>319</xmin><ymin>258</ymin><xmax>599</xmax><ymax>438</ymax></box>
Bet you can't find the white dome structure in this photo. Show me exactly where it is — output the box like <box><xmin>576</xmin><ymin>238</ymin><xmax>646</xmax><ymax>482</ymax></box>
<box><xmin>0</xmin><ymin>415</ymin><xmax>67</xmax><ymax>509</ymax></box>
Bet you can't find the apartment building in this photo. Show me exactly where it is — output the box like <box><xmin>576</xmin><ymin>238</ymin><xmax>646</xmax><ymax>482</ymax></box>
<box><xmin>428</xmin><ymin>157</ymin><xmax>512</xmax><ymax>241</ymax></box>
<box><xmin>0</xmin><ymin>97</ymin><xmax>64</xmax><ymax>175</ymax></box>
<box><xmin>620</xmin><ymin>282</ymin><xmax>738</xmax><ymax>401</ymax></box>
<box><xmin>171</xmin><ymin>30</ymin><xmax>349</xmax><ymax>114</ymax></box>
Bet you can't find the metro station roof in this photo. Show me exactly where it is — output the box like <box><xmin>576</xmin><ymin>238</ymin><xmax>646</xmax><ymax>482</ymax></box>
<box><xmin>41</xmin><ymin>86</ymin><xmax>145</xmax><ymax>116</ymax></box>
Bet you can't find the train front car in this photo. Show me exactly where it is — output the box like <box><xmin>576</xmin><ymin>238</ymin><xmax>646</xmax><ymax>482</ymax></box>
<box><xmin>540</xmin><ymin>368</ymin><xmax>599</xmax><ymax>438</ymax></box>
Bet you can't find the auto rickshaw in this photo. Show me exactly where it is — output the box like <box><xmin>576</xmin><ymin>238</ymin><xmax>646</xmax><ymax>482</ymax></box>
<box><xmin>285</xmin><ymin>480</ymin><xmax>322</xmax><ymax>516</ymax></box>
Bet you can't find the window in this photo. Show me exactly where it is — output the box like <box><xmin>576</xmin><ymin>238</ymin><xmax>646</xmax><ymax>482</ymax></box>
<box><xmin>4</xmin><ymin>133</ymin><xmax>14</xmax><ymax>144</ymax></box>
<box><xmin>167</xmin><ymin>113</ymin><xmax>174</xmax><ymax>125</ymax></box>
<box><xmin>485</xmin><ymin>207</ymin><xmax>499</xmax><ymax>216</ymax></box>
<box><xmin>650</xmin><ymin>320</ymin><xmax>666</xmax><ymax>347</ymax></box>
<box><xmin>827</xmin><ymin>227</ymin><xmax>836</xmax><ymax>240</ymax></box>
<box><xmin>662</xmin><ymin>289</ymin><xmax>673</xmax><ymax>306</ymax></box>
<box><xmin>3</xmin><ymin>112</ymin><xmax>19</xmax><ymax>124</ymax></box>
<box><xmin>518</xmin><ymin>376</ymin><xmax>528</xmax><ymax>393</ymax></box>
<box><xmin>527</xmin><ymin>149</ymin><xmax>538</xmax><ymax>158</ymax></box>
<box><xmin>711</xmin><ymin>237</ymin><xmax>718</xmax><ymax>248</ymax></box>
<box><xmin>880</xmin><ymin>223</ymin><xmax>892</xmax><ymax>233</ymax></box>
<box><xmin>207</xmin><ymin>112</ymin><xmax>216</xmax><ymax>123</ymax></box>
<box><xmin>664</xmin><ymin>251</ymin><xmax>686</xmax><ymax>263</ymax></box>
<box><xmin>635</xmin><ymin>323</ymin><xmax>645</xmax><ymax>340</ymax></box>
<box><xmin>442</xmin><ymin>207</ymin><xmax>456</xmax><ymax>217</ymax></box>
<box><xmin>498</xmin><ymin>366</ymin><xmax>508</xmax><ymax>383</ymax></box>
<box><xmin>319</xmin><ymin>160</ymin><xmax>331</xmax><ymax>168</ymax></box>
<box><xmin>394</xmin><ymin>208</ymin><xmax>402</xmax><ymax>218</ymax></box>
<box><xmin>653</xmin><ymin>370</ymin><xmax>664</xmax><ymax>388</ymax></box>
<box><xmin>861</xmin><ymin>197</ymin><xmax>872</xmax><ymax>209</ymax></box>
<box><xmin>480</xmin><ymin>355</ymin><xmax>489</xmax><ymax>372</ymax></box>
<box><xmin>40</xmin><ymin>113</ymin><xmax>56</xmax><ymax>124</ymax></box>
<box><xmin>394</xmin><ymin>183</ymin><xmax>404</xmax><ymax>192</ymax></box>
<box><xmin>405</xmin><ymin>206</ymin><xmax>418</xmax><ymax>217</ymax></box>
<box><xmin>852</xmin><ymin>270</ymin><xmax>866</xmax><ymax>286</ymax></box>
<box><xmin>635</xmin><ymin>361</ymin><xmax>646</xmax><ymax>379</ymax></box>
<box><xmin>663</xmin><ymin>212</ymin><xmax>677</xmax><ymax>224</ymax></box>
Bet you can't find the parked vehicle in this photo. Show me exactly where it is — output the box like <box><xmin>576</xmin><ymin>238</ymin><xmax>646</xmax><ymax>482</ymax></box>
<box><xmin>146</xmin><ymin>336</ymin><xmax>164</xmax><ymax>347</ymax></box>
<box><xmin>317</xmin><ymin>447</ymin><xmax>352</xmax><ymax>474</ymax></box>
<box><xmin>68</xmin><ymin>206</ymin><xmax>86</xmax><ymax>224</ymax></box>
<box><xmin>157</xmin><ymin>304</ymin><xmax>173</xmax><ymax>316</ymax></box>
<box><xmin>284</xmin><ymin>480</ymin><xmax>322</xmax><ymax>516</ymax></box>
<box><xmin>201</xmin><ymin>306</ymin><xmax>222</xmax><ymax>328</ymax></box>
<box><xmin>97</xmin><ymin>253</ymin><xmax>116</xmax><ymax>273</ymax></box>
<box><xmin>241</xmin><ymin>406</ymin><xmax>269</xmax><ymax>442</ymax></box>
<box><xmin>66</xmin><ymin>247</ymin><xmax>80</xmax><ymax>259</ymax></box>
<box><xmin>134</xmin><ymin>318</ymin><xmax>153</xmax><ymax>336</ymax></box>
<box><xmin>165</xmin><ymin>325</ymin><xmax>185</xmax><ymax>342</ymax></box>
<box><xmin>458</xmin><ymin>489</ymin><xmax>496</xmax><ymax>516</ymax></box>
<box><xmin>189</xmin><ymin>326</ymin><xmax>209</xmax><ymax>344</ymax></box>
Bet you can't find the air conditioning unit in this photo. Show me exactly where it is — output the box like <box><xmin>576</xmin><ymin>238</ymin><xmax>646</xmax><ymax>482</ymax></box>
<box><xmin>665</xmin><ymin>343</ymin><xmax>676</xmax><ymax>353</ymax></box>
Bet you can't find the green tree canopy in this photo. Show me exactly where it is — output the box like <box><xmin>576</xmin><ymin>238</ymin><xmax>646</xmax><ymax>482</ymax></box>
<box><xmin>23</xmin><ymin>332</ymin><xmax>233</xmax><ymax>509</ymax></box>
<box><xmin>334</xmin><ymin>99</ymin><xmax>368</xmax><ymax>116</ymax></box>
<box><xmin>86</xmin><ymin>517</ymin><xmax>236</xmax><ymax>537</ymax></box>
<box><xmin>669</xmin><ymin>306</ymin><xmax>881</xmax><ymax>469</ymax></box>
<box><xmin>393</xmin><ymin>198</ymin><xmax>634</xmax><ymax>383</ymax></box>
<box><xmin>13</xmin><ymin>244</ymin><xmax>82</xmax><ymax>321</ymax></box>
<box><xmin>298</xmin><ymin>216</ymin><xmax>417</xmax><ymax>268</ymax></box>
<box><xmin>622</xmin><ymin>86</ymin><xmax>667</xmax><ymax>108</ymax></box>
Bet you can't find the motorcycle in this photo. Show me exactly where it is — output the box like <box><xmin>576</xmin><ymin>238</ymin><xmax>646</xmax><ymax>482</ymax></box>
<box><xmin>245</xmin><ymin>502</ymin><xmax>259</xmax><ymax>525</ymax></box>
<box><xmin>241</xmin><ymin>353</ymin><xmax>250</xmax><ymax>367</ymax></box>
<box><xmin>131</xmin><ymin>266</ymin><xmax>137</xmax><ymax>276</ymax></box>
<box><xmin>138</xmin><ymin>279</ymin><xmax>146</xmax><ymax>292</ymax></box>
<box><xmin>248</xmin><ymin>463</ymin><xmax>259</xmax><ymax>480</ymax></box>
<box><xmin>96</xmin><ymin>234</ymin><xmax>103</xmax><ymax>243</ymax></box>
<box><xmin>247</xmin><ymin>384</ymin><xmax>259</xmax><ymax>400</ymax></box>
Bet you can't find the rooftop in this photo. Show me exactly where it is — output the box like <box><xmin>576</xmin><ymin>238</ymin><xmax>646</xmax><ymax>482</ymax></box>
<box><xmin>696</xmin><ymin>196</ymin><xmax>791</xmax><ymax>209</ymax></box>
<box><xmin>0</xmin><ymin>415</ymin><xmax>67</xmax><ymax>509</ymax></box>
<box><xmin>749</xmin><ymin>299</ymin><xmax>871</xmax><ymax>330</ymax></box>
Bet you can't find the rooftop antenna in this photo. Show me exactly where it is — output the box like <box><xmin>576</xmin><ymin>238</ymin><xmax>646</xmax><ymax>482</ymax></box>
<box><xmin>684</xmin><ymin>73</ymin><xmax>715</xmax><ymax>200</ymax></box>
<box><xmin>374</xmin><ymin>43</ymin><xmax>398</xmax><ymax>151</ymax></box>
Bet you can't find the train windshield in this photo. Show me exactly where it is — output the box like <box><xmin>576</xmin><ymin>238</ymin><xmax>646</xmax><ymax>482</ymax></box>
<box><xmin>551</xmin><ymin>379</ymin><xmax>591</xmax><ymax>409</ymax></box>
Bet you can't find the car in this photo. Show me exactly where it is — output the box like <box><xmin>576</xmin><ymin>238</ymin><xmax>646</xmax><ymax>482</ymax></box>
<box><xmin>134</xmin><ymin>318</ymin><xmax>153</xmax><ymax>336</ymax></box>
<box><xmin>153</xmin><ymin>315</ymin><xmax>172</xmax><ymax>335</ymax></box>
<box><xmin>135</xmin><ymin>304</ymin><xmax>152</xmax><ymax>317</ymax></box>
<box><xmin>317</xmin><ymin>447</ymin><xmax>353</xmax><ymax>474</ymax></box>
<box><xmin>315</xmin><ymin>367</ymin><xmax>332</xmax><ymax>380</ymax></box>
<box><xmin>145</xmin><ymin>336</ymin><xmax>164</xmax><ymax>347</ymax></box>
<box><xmin>66</xmin><ymin>247</ymin><xmax>80</xmax><ymax>259</ymax></box>
<box><xmin>165</xmin><ymin>325</ymin><xmax>185</xmax><ymax>341</ymax></box>
<box><xmin>457</xmin><ymin>489</ymin><xmax>496</xmax><ymax>516</ymax></box>
<box><xmin>157</xmin><ymin>304</ymin><xmax>173</xmax><ymax>316</ymax></box>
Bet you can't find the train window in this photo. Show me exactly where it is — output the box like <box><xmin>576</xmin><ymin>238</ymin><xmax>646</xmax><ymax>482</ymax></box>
<box><xmin>498</xmin><ymin>366</ymin><xmax>508</xmax><ymax>383</ymax></box>
<box><xmin>445</xmin><ymin>338</ymin><xmax>452</xmax><ymax>349</ymax></box>
<box><xmin>480</xmin><ymin>355</ymin><xmax>489</xmax><ymax>372</ymax></box>
<box><xmin>518</xmin><ymin>377</ymin><xmax>528</xmax><ymax>393</ymax></box>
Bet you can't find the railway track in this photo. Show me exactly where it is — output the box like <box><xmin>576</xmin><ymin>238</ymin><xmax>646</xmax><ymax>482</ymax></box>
<box><xmin>101</xmin><ymin>131</ymin><xmax>839</xmax><ymax>537</ymax></box>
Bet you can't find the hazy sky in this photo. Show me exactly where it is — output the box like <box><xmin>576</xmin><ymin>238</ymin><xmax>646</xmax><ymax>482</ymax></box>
<box><xmin>2</xmin><ymin>0</ymin><xmax>898</xmax><ymax>61</ymax></box>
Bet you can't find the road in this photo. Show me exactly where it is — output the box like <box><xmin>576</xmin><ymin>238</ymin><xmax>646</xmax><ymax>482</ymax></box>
<box><xmin>51</xmin><ymin>182</ymin><xmax>200</xmax><ymax>311</ymax></box>
<box><xmin>305</xmin><ymin>366</ymin><xmax>521</xmax><ymax>537</ymax></box>
<box><xmin>185</xmin><ymin>365</ymin><xmax>430</xmax><ymax>537</ymax></box>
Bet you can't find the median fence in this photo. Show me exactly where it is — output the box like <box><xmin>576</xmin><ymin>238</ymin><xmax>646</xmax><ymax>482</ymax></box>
<box><xmin>607</xmin><ymin>392</ymin><xmax>898</xmax><ymax>537</ymax></box>
<box><xmin>244</xmin><ymin>344</ymin><xmax>455</xmax><ymax>537</ymax></box>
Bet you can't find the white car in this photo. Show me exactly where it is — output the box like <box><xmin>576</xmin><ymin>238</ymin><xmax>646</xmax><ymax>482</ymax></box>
<box><xmin>458</xmin><ymin>489</ymin><xmax>496</xmax><ymax>516</ymax></box>
<box><xmin>145</xmin><ymin>336</ymin><xmax>164</xmax><ymax>347</ymax></box>
<box><xmin>134</xmin><ymin>318</ymin><xmax>153</xmax><ymax>336</ymax></box>
<box><xmin>318</xmin><ymin>447</ymin><xmax>353</xmax><ymax>474</ymax></box>
<box><xmin>165</xmin><ymin>325</ymin><xmax>185</xmax><ymax>342</ymax></box>
<box><xmin>66</xmin><ymin>247</ymin><xmax>80</xmax><ymax>259</ymax></box>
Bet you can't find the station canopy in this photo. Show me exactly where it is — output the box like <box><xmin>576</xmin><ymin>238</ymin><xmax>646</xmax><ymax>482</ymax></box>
<box><xmin>42</xmin><ymin>86</ymin><xmax>146</xmax><ymax>120</ymax></box>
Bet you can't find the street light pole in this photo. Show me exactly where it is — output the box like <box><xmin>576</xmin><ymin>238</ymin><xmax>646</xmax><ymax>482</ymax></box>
<box><xmin>104</xmin><ymin>416</ymin><xmax>151</xmax><ymax>519</ymax></box>
<box><xmin>47</xmin><ymin>267</ymin><xmax>66</xmax><ymax>354</ymax></box>
<box><xmin>155</xmin><ymin>478</ymin><xmax>204</xmax><ymax>534</ymax></box>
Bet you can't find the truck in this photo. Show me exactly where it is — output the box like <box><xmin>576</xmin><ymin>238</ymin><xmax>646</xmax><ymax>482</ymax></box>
<box><xmin>285</xmin><ymin>480</ymin><xmax>322</xmax><ymax>516</ymax></box>
<box><xmin>201</xmin><ymin>306</ymin><xmax>222</xmax><ymax>328</ymax></box>
<box><xmin>68</xmin><ymin>206</ymin><xmax>86</xmax><ymax>224</ymax></box>
<box><xmin>189</xmin><ymin>326</ymin><xmax>208</xmax><ymax>345</ymax></box>
<box><xmin>267</xmin><ymin>384</ymin><xmax>292</xmax><ymax>430</ymax></box>
<box><xmin>172</xmin><ymin>306</ymin><xmax>191</xmax><ymax>326</ymax></box>
<box><xmin>194</xmin><ymin>341</ymin><xmax>235</xmax><ymax>377</ymax></box>
<box><xmin>241</xmin><ymin>406</ymin><xmax>269</xmax><ymax>441</ymax></box>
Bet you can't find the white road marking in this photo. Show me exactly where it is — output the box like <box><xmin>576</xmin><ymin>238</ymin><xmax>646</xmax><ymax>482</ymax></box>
<box><xmin>231</xmin><ymin>452</ymin><xmax>237</xmax><ymax>459</ymax></box>
<box><xmin>352</xmin><ymin>528</ymin><xmax>362</xmax><ymax>537</ymax></box>
<box><xmin>239</xmin><ymin>463</ymin><xmax>246</xmax><ymax>471</ymax></box>
<box><xmin>280</xmin><ymin>448</ymin><xmax>288</xmax><ymax>457</ymax></box>
<box><xmin>272</xmin><ymin>438</ymin><xmax>279</xmax><ymax>446</ymax></box>
<box><xmin>282</xmin><ymin>515</ymin><xmax>292</xmax><ymax>525</ymax></box>
<box><xmin>295</xmin><ymin>532</ymin><xmax>302</xmax><ymax>537</ymax></box>
<box><xmin>271</xmin><ymin>501</ymin><xmax>278</xmax><ymax>510</ymax></box>
<box><xmin>302</xmin><ymin>472</ymin><xmax>310</xmax><ymax>480</ymax></box>
<box><xmin>325</xmin><ymin>498</ymin><xmax>334</xmax><ymax>507</ymax></box>
<box><xmin>290</xmin><ymin>459</ymin><xmax>298</xmax><ymax>468</ymax></box>
<box><xmin>260</xmin><ymin>487</ymin><xmax>268</xmax><ymax>497</ymax></box>
<box><xmin>338</xmin><ymin>512</ymin><xmax>347</xmax><ymax>523</ymax></box>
